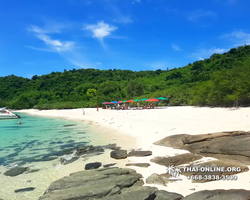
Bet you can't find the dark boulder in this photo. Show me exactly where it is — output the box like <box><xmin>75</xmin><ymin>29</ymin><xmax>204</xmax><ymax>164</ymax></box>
<box><xmin>15</xmin><ymin>187</ymin><xmax>36</xmax><ymax>193</ymax></box>
<box><xmin>85</xmin><ymin>162</ymin><xmax>102</xmax><ymax>170</ymax></box>
<box><xmin>76</xmin><ymin>145</ymin><xmax>104</xmax><ymax>156</ymax></box>
<box><xmin>128</xmin><ymin>150</ymin><xmax>152</xmax><ymax>157</ymax></box>
<box><xmin>110</xmin><ymin>150</ymin><xmax>127</xmax><ymax>159</ymax></box>
<box><xmin>4</xmin><ymin>167</ymin><xmax>29</xmax><ymax>177</ymax></box>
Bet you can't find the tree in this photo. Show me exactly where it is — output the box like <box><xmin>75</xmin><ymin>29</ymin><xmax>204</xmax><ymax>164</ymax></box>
<box><xmin>86</xmin><ymin>89</ymin><xmax>97</xmax><ymax>98</ymax></box>
<box><xmin>126</xmin><ymin>80</ymin><xmax>145</xmax><ymax>98</ymax></box>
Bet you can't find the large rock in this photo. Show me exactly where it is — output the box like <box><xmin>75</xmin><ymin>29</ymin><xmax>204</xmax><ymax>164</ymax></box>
<box><xmin>154</xmin><ymin>131</ymin><xmax>250</xmax><ymax>165</ymax></box>
<box><xmin>110</xmin><ymin>150</ymin><xmax>127</xmax><ymax>159</ymax></box>
<box><xmin>183</xmin><ymin>189</ymin><xmax>250</xmax><ymax>200</ymax></box>
<box><xmin>105</xmin><ymin>143</ymin><xmax>121</xmax><ymax>150</ymax></box>
<box><xmin>128</xmin><ymin>150</ymin><xmax>152</xmax><ymax>157</ymax></box>
<box><xmin>85</xmin><ymin>162</ymin><xmax>102</xmax><ymax>170</ymax></box>
<box><xmin>126</xmin><ymin>163</ymin><xmax>150</xmax><ymax>168</ymax></box>
<box><xmin>154</xmin><ymin>134</ymin><xmax>189</xmax><ymax>149</ymax></box>
<box><xmin>15</xmin><ymin>187</ymin><xmax>35</xmax><ymax>193</ymax></box>
<box><xmin>146</xmin><ymin>173</ymin><xmax>166</xmax><ymax>186</ymax></box>
<box><xmin>76</xmin><ymin>145</ymin><xmax>104</xmax><ymax>156</ymax></box>
<box><xmin>151</xmin><ymin>153</ymin><xmax>202</xmax><ymax>167</ymax></box>
<box><xmin>39</xmin><ymin>167</ymin><xmax>183</xmax><ymax>200</ymax></box>
<box><xmin>4</xmin><ymin>167</ymin><xmax>29</xmax><ymax>177</ymax></box>
<box><xmin>155</xmin><ymin>190</ymin><xmax>184</xmax><ymax>200</ymax></box>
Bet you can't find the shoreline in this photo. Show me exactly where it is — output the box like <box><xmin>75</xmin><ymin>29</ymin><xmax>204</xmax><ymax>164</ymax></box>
<box><xmin>17</xmin><ymin>107</ymin><xmax>250</xmax><ymax>197</ymax></box>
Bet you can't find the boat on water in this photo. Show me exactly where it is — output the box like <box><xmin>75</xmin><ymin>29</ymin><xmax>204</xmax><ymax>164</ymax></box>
<box><xmin>0</xmin><ymin>108</ymin><xmax>21</xmax><ymax>119</ymax></box>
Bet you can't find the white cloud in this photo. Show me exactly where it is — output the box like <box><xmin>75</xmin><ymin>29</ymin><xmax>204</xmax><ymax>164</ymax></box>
<box><xmin>221</xmin><ymin>31</ymin><xmax>250</xmax><ymax>46</ymax></box>
<box><xmin>28</xmin><ymin>25</ymin><xmax>74</xmax><ymax>52</ymax></box>
<box><xmin>85</xmin><ymin>21</ymin><xmax>117</xmax><ymax>39</ymax></box>
<box><xmin>172</xmin><ymin>44</ymin><xmax>181</xmax><ymax>51</ymax></box>
<box><xmin>85</xmin><ymin>21</ymin><xmax>117</xmax><ymax>49</ymax></box>
<box><xmin>96</xmin><ymin>62</ymin><xmax>102</xmax><ymax>65</ymax></box>
<box><xmin>188</xmin><ymin>10</ymin><xmax>217</xmax><ymax>22</ymax></box>
<box><xmin>28</xmin><ymin>24</ymin><xmax>92</xmax><ymax>68</ymax></box>
<box><xmin>192</xmin><ymin>48</ymin><xmax>228</xmax><ymax>60</ymax></box>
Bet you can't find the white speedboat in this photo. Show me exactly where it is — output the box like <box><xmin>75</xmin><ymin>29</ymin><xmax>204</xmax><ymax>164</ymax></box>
<box><xmin>0</xmin><ymin>108</ymin><xmax>20</xmax><ymax>119</ymax></box>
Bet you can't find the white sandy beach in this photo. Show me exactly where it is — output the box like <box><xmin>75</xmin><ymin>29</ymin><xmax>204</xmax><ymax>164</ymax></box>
<box><xmin>18</xmin><ymin>106</ymin><xmax>250</xmax><ymax>197</ymax></box>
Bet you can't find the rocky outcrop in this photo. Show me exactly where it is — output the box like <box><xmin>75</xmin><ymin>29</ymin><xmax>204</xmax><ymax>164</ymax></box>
<box><xmin>184</xmin><ymin>189</ymin><xmax>250</xmax><ymax>200</ymax></box>
<box><xmin>110</xmin><ymin>150</ymin><xmax>127</xmax><ymax>159</ymax></box>
<box><xmin>85</xmin><ymin>162</ymin><xmax>102</xmax><ymax>170</ymax></box>
<box><xmin>151</xmin><ymin>153</ymin><xmax>202</xmax><ymax>167</ymax></box>
<box><xmin>126</xmin><ymin>163</ymin><xmax>150</xmax><ymax>168</ymax></box>
<box><xmin>15</xmin><ymin>187</ymin><xmax>36</xmax><ymax>193</ymax></box>
<box><xmin>105</xmin><ymin>143</ymin><xmax>121</xmax><ymax>150</ymax></box>
<box><xmin>4</xmin><ymin>167</ymin><xmax>29</xmax><ymax>177</ymax></box>
<box><xmin>76</xmin><ymin>145</ymin><xmax>104</xmax><ymax>156</ymax></box>
<box><xmin>146</xmin><ymin>173</ymin><xmax>166</xmax><ymax>186</ymax></box>
<box><xmin>39</xmin><ymin>167</ymin><xmax>250</xmax><ymax>200</ymax></box>
<box><xmin>128</xmin><ymin>150</ymin><xmax>152</xmax><ymax>157</ymax></box>
<box><xmin>154</xmin><ymin>131</ymin><xmax>250</xmax><ymax>165</ymax></box>
<box><xmin>39</xmin><ymin>167</ymin><xmax>184</xmax><ymax>200</ymax></box>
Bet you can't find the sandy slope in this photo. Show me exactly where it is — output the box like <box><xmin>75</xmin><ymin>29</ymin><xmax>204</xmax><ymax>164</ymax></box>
<box><xmin>18</xmin><ymin>106</ymin><xmax>250</xmax><ymax>196</ymax></box>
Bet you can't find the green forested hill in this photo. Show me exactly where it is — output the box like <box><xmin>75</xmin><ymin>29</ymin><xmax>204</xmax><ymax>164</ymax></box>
<box><xmin>1</xmin><ymin>45</ymin><xmax>250</xmax><ymax>109</ymax></box>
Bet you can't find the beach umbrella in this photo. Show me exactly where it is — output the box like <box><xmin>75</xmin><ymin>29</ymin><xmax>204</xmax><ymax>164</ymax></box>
<box><xmin>111</xmin><ymin>101</ymin><xmax>118</xmax><ymax>104</ymax></box>
<box><xmin>103</xmin><ymin>102</ymin><xmax>111</xmax><ymax>104</ymax></box>
<box><xmin>126</xmin><ymin>100</ymin><xmax>135</xmax><ymax>103</ymax></box>
<box><xmin>132</xmin><ymin>99</ymin><xmax>140</xmax><ymax>102</ymax></box>
<box><xmin>145</xmin><ymin>98</ymin><xmax>159</xmax><ymax>102</ymax></box>
<box><xmin>102</xmin><ymin>102</ymin><xmax>107</xmax><ymax>104</ymax></box>
<box><xmin>118</xmin><ymin>101</ymin><xmax>123</xmax><ymax>104</ymax></box>
<box><xmin>139</xmin><ymin>98</ymin><xmax>149</xmax><ymax>101</ymax></box>
<box><xmin>122</xmin><ymin>100</ymin><xmax>127</xmax><ymax>102</ymax></box>
<box><xmin>156</xmin><ymin>97</ymin><xmax>168</xmax><ymax>100</ymax></box>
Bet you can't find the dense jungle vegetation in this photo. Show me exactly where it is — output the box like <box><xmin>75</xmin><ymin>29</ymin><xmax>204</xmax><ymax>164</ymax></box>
<box><xmin>1</xmin><ymin>45</ymin><xmax>250</xmax><ymax>109</ymax></box>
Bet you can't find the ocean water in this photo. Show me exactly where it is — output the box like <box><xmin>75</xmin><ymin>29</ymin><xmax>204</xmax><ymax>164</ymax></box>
<box><xmin>0</xmin><ymin>113</ymin><xmax>96</xmax><ymax>167</ymax></box>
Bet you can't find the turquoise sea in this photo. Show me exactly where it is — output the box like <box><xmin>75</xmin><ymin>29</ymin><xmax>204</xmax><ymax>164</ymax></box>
<box><xmin>0</xmin><ymin>113</ymin><xmax>96</xmax><ymax>167</ymax></box>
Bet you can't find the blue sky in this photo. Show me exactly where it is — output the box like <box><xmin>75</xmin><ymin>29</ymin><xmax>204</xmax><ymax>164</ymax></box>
<box><xmin>1</xmin><ymin>0</ymin><xmax>250</xmax><ymax>78</ymax></box>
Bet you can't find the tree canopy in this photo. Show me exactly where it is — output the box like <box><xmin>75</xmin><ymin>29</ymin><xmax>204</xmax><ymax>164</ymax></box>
<box><xmin>1</xmin><ymin>45</ymin><xmax>250</xmax><ymax>109</ymax></box>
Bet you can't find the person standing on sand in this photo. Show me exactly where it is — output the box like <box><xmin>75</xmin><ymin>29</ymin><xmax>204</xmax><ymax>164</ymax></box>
<box><xmin>83</xmin><ymin>109</ymin><xmax>85</xmax><ymax>115</ymax></box>
<box><xmin>97</xmin><ymin>106</ymin><xmax>99</xmax><ymax>111</ymax></box>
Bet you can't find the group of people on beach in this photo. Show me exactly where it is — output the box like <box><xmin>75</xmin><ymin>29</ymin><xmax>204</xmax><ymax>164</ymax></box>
<box><xmin>101</xmin><ymin>102</ymin><xmax>156</xmax><ymax>110</ymax></box>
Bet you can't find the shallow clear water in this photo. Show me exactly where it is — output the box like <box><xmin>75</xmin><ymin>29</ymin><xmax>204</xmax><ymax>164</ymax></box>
<box><xmin>0</xmin><ymin>113</ymin><xmax>94</xmax><ymax>166</ymax></box>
